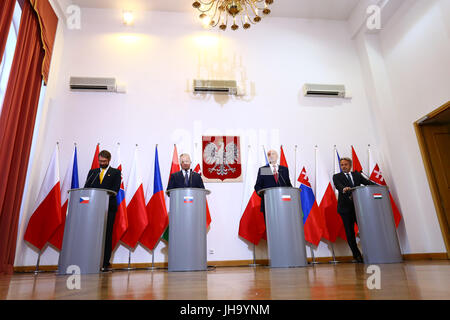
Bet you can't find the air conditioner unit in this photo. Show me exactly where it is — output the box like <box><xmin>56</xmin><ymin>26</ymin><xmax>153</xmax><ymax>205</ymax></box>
<box><xmin>70</xmin><ymin>77</ymin><xmax>117</xmax><ymax>92</ymax></box>
<box><xmin>303</xmin><ymin>83</ymin><xmax>348</xmax><ymax>98</ymax></box>
<box><xmin>193</xmin><ymin>79</ymin><xmax>238</xmax><ymax>95</ymax></box>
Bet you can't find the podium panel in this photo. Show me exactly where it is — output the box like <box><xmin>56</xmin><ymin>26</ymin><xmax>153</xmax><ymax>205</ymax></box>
<box><xmin>352</xmin><ymin>185</ymin><xmax>402</xmax><ymax>264</ymax></box>
<box><xmin>58</xmin><ymin>188</ymin><xmax>113</xmax><ymax>275</ymax></box>
<box><xmin>166</xmin><ymin>188</ymin><xmax>210</xmax><ymax>272</ymax></box>
<box><xmin>259</xmin><ymin>187</ymin><xmax>308</xmax><ymax>268</ymax></box>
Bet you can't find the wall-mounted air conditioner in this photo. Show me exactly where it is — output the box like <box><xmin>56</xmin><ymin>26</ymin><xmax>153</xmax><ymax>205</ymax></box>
<box><xmin>70</xmin><ymin>77</ymin><xmax>125</xmax><ymax>93</ymax></box>
<box><xmin>303</xmin><ymin>83</ymin><xmax>350</xmax><ymax>98</ymax></box>
<box><xmin>193</xmin><ymin>79</ymin><xmax>238</xmax><ymax>95</ymax></box>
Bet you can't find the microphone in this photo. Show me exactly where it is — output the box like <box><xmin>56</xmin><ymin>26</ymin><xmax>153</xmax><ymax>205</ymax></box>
<box><xmin>278</xmin><ymin>166</ymin><xmax>287</xmax><ymax>187</ymax></box>
<box><xmin>85</xmin><ymin>171</ymin><xmax>95</xmax><ymax>187</ymax></box>
<box><xmin>189</xmin><ymin>168</ymin><xmax>193</xmax><ymax>188</ymax></box>
<box><xmin>88</xmin><ymin>169</ymin><xmax>101</xmax><ymax>187</ymax></box>
<box><xmin>360</xmin><ymin>170</ymin><xmax>382</xmax><ymax>186</ymax></box>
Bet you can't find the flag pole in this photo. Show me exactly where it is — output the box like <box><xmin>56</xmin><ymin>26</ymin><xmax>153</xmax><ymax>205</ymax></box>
<box><xmin>328</xmin><ymin>242</ymin><xmax>340</xmax><ymax>264</ymax></box>
<box><xmin>248</xmin><ymin>243</ymin><xmax>261</xmax><ymax>267</ymax></box>
<box><xmin>34</xmin><ymin>251</ymin><xmax>41</xmax><ymax>274</ymax></box>
<box><xmin>308</xmin><ymin>244</ymin><xmax>320</xmax><ymax>265</ymax></box>
<box><xmin>294</xmin><ymin>145</ymin><xmax>298</xmax><ymax>188</ymax></box>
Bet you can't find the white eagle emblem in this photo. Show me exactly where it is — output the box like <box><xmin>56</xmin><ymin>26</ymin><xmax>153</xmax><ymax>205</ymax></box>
<box><xmin>203</xmin><ymin>141</ymin><xmax>239</xmax><ymax>176</ymax></box>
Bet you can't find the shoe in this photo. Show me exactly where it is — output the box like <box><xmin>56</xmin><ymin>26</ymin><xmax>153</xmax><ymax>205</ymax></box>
<box><xmin>355</xmin><ymin>256</ymin><xmax>364</xmax><ymax>263</ymax></box>
<box><xmin>101</xmin><ymin>263</ymin><xmax>112</xmax><ymax>272</ymax></box>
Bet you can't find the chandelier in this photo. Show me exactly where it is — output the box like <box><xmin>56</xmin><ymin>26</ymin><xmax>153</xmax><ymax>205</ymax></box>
<box><xmin>192</xmin><ymin>0</ymin><xmax>274</xmax><ymax>31</ymax></box>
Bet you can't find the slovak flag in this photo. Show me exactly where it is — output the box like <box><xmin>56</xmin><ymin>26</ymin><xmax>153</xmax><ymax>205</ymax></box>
<box><xmin>298</xmin><ymin>166</ymin><xmax>324</xmax><ymax>246</ymax></box>
<box><xmin>24</xmin><ymin>144</ymin><xmax>62</xmax><ymax>251</ymax></box>
<box><xmin>111</xmin><ymin>144</ymin><xmax>128</xmax><ymax>252</ymax></box>
<box><xmin>49</xmin><ymin>144</ymin><xmax>79</xmax><ymax>250</ymax></box>
<box><xmin>184</xmin><ymin>196</ymin><xmax>194</xmax><ymax>203</ymax></box>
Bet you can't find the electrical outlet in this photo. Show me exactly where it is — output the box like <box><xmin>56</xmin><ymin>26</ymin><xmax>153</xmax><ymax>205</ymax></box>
<box><xmin>208</xmin><ymin>249</ymin><xmax>214</xmax><ymax>255</ymax></box>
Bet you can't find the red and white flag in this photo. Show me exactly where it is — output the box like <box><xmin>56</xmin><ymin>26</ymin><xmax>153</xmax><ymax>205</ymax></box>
<box><xmin>121</xmin><ymin>146</ymin><xmax>148</xmax><ymax>249</ymax></box>
<box><xmin>24</xmin><ymin>145</ymin><xmax>62</xmax><ymax>251</ymax></box>
<box><xmin>368</xmin><ymin>149</ymin><xmax>402</xmax><ymax>227</ymax></box>
<box><xmin>238</xmin><ymin>145</ymin><xmax>266</xmax><ymax>245</ymax></box>
<box><xmin>315</xmin><ymin>147</ymin><xmax>346</xmax><ymax>242</ymax></box>
<box><xmin>193</xmin><ymin>145</ymin><xmax>212</xmax><ymax>228</ymax></box>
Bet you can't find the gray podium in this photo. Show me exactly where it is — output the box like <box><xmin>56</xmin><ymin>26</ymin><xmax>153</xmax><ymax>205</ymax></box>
<box><xmin>352</xmin><ymin>185</ymin><xmax>402</xmax><ymax>264</ymax></box>
<box><xmin>58</xmin><ymin>188</ymin><xmax>116</xmax><ymax>275</ymax></box>
<box><xmin>166</xmin><ymin>187</ymin><xmax>211</xmax><ymax>272</ymax></box>
<box><xmin>257</xmin><ymin>187</ymin><xmax>308</xmax><ymax>268</ymax></box>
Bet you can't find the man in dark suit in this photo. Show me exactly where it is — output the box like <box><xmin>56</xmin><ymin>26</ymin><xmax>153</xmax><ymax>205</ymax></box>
<box><xmin>84</xmin><ymin>150</ymin><xmax>121</xmax><ymax>271</ymax></box>
<box><xmin>254</xmin><ymin>149</ymin><xmax>292</xmax><ymax>214</ymax></box>
<box><xmin>333</xmin><ymin>157</ymin><xmax>374</xmax><ymax>263</ymax></box>
<box><xmin>167</xmin><ymin>153</ymin><xmax>205</xmax><ymax>190</ymax></box>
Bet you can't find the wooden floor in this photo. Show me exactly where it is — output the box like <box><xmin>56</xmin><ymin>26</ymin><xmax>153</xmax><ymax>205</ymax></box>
<box><xmin>1</xmin><ymin>260</ymin><xmax>449</xmax><ymax>300</ymax></box>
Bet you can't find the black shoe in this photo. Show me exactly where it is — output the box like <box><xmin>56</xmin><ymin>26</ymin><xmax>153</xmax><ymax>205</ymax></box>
<box><xmin>355</xmin><ymin>256</ymin><xmax>364</xmax><ymax>263</ymax></box>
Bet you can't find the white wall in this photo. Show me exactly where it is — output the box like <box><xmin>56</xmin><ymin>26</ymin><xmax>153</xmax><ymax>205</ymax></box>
<box><xmin>14</xmin><ymin>2</ymin><xmax>447</xmax><ymax>267</ymax></box>
<box><xmin>354</xmin><ymin>0</ymin><xmax>448</xmax><ymax>254</ymax></box>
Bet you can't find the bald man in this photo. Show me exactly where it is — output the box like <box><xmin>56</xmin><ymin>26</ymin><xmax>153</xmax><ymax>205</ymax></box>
<box><xmin>167</xmin><ymin>153</ymin><xmax>205</xmax><ymax>190</ymax></box>
<box><xmin>254</xmin><ymin>150</ymin><xmax>292</xmax><ymax>214</ymax></box>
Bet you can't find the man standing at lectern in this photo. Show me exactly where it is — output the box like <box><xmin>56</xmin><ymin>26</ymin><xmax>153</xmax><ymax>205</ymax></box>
<box><xmin>167</xmin><ymin>153</ymin><xmax>205</xmax><ymax>190</ymax></box>
<box><xmin>254</xmin><ymin>150</ymin><xmax>292</xmax><ymax>214</ymax></box>
<box><xmin>333</xmin><ymin>157</ymin><xmax>374</xmax><ymax>263</ymax></box>
<box><xmin>84</xmin><ymin>150</ymin><xmax>121</xmax><ymax>271</ymax></box>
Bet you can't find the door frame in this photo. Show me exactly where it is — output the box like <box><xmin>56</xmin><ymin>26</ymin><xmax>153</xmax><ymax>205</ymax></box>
<box><xmin>414</xmin><ymin>101</ymin><xmax>450</xmax><ymax>259</ymax></box>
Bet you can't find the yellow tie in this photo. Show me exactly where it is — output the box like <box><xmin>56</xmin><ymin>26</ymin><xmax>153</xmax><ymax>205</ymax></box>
<box><xmin>99</xmin><ymin>169</ymin><xmax>105</xmax><ymax>184</ymax></box>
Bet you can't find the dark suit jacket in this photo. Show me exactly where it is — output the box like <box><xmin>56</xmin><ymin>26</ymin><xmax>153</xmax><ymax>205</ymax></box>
<box><xmin>254</xmin><ymin>165</ymin><xmax>292</xmax><ymax>213</ymax></box>
<box><xmin>332</xmin><ymin>171</ymin><xmax>374</xmax><ymax>214</ymax></box>
<box><xmin>167</xmin><ymin>170</ymin><xmax>205</xmax><ymax>191</ymax></box>
<box><xmin>84</xmin><ymin>167</ymin><xmax>121</xmax><ymax>213</ymax></box>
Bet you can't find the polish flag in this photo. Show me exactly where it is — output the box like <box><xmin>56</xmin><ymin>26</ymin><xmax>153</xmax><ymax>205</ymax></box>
<box><xmin>193</xmin><ymin>145</ymin><xmax>211</xmax><ymax>228</ymax></box>
<box><xmin>315</xmin><ymin>147</ymin><xmax>346</xmax><ymax>242</ymax></box>
<box><xmin>48</xmin><ymin>144</ymin><xmax>79</xmax><ymax>250</ymax></box>
<box><xmin>112</xmin><ymin>144</ymin><xmax>128</xmax><ymax>251</ymax></box>
<box><xmin>238</xmin><ymin>145</ymin><xmax>266</xmax><ymax>245</ymax></box>
<box><xmin>91</xmin><ymin>143</ymin><xmax>100</xmax><ymax>169</ymax></box>
<box><xmin>121</xmin><ymin>147</ymin><xmax>148</xmax><ymax>249</ymax></box>
<box><xmin>24</xmin><ymin>145</ymin><xmax>62</xmax><ymax>251</ymax></box>
<box><xmin>368</xmin><ymin>149</ymin><xmax>402</xmax><ymax>228</ymax></box>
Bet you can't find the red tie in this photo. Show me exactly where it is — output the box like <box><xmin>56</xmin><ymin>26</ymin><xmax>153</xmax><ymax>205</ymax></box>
<box><xmin>273</xmin><ymin>167</ymin><xmax>278</xmax><ymax>183</ymax></box>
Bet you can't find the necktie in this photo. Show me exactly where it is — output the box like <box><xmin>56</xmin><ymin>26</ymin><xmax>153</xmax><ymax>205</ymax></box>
<box><xmin>99</xmin><ymin>169</ymin><xmax>105</xmax><ymax>184</ymax></box>
<box><xmin>184</xmin><ymin>170</ymin><xmax>189</xmax><ymax>187</ymax></box>
<box><xmin>273</xmin><ymin>167</ymin><xmax>279</xmax><ymax>184</ymax></box>
<box><xmin>346</xmin><ymin>173</ymin><xmax>353</xmax><ymax>187</ymax></box>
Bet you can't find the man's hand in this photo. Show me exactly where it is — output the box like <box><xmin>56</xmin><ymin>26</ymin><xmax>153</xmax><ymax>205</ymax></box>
<box><xmin>343</xmin><ymin>187</ymin><xmax>351</xmax><ymax>193</ymax></box>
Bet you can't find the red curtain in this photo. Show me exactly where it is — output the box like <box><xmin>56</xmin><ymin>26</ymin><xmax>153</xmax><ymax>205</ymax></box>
<box><xmin>0</xmin><ymin>0</ymin><xmax>16</xmax><ymax>63</ymax></box>
<box><xmin>0</xmin><ymin>0</ymin><xmax>57</xmax><ymax>274</ymax></box>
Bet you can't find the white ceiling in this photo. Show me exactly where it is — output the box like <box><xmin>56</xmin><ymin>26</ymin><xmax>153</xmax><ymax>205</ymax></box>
<box><xmin>69</xmin><ymin>0</ymin><xmax>361</xmax><ymax>21</ymax></box>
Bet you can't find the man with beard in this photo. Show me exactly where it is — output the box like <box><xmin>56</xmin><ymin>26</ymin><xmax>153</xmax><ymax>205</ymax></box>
<box><xmin>84</xmin><ymin>150</ymin><xmax>121</xmax><ymax>271</ymax></box>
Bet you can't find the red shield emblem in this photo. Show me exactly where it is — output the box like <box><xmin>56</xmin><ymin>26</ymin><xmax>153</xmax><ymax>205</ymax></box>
<box><xmin>202</xmin><ymin>136</ymin><xmax>242</xmax><ymax>182</ymax></box>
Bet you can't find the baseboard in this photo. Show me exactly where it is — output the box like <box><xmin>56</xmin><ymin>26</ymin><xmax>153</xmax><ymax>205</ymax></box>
<box><xmin>13</xmin><ymin>252</ymin><xmax>448</xmax><ymax>273</ymax></box>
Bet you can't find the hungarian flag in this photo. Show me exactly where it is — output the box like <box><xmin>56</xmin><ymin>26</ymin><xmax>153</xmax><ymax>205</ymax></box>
<box><xmin>162</xmin><ymin>145</ymin><xmax>181</xmax><ymax>242</ymax></box>
<box><xmin>121</xmin><ymin>147</ymin><xmax>148</xmax><ymax>249</ymax></box>
<box><xmin>91</xmin><ymin>143</ymin><xmax>100</xmax><ymax>169</ymax></box>
<box><xmin>140</xmin><ymin>146</ymin><xmax>169</xmax><ymax>251</ymax></box>
<box><xmin>316</xmin><ymin>148</ymin><xmax>346</xmax><ymax>242</ymax></box>
<box><xmin>238</xmin><ymin>145</ymin><xmax>266</xmax><ymax>245</ymax></box>
<box><xmin>368</xmin><ymin>151</ymin><xmax>402</xmax><ymax>227</ymax></box>
<box><xmin>24</xmin><ymin>145</ymin><xmax>62</xmax><ymax>251</ymax></box>
<box><xmin>48</xmin><ymin>144</ymin><xmax>79</xmax><ymax>250</ymax></box>
<box><xmin>351</xmin><ymin>145</ymin><xmax>363</xmax><ymax>173</ymax></box>
<box><xmin>298</xmin><ymin>166</ymin><xmax>324</xmax><ymax>246</ymax></box>
<box><xmin>111</xmin><ymin>144</ymin><xmax>128</xmax><ymax>251</ymax></box>
<box><xmin>192</xmin><ymin>154</ymin><xmax>212</xmax><ymax>228</ymax></box>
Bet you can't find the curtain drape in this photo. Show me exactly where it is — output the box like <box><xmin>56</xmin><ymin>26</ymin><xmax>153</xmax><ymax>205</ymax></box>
<box><xmin>0</xmin><ymin>0</ymin><xmax>16</xmax><ymax>64</ymax></box>
<box><xmin>0</xmin><ymin>0</ymin><xmax>57</xmax><ymax>274</ymax></box>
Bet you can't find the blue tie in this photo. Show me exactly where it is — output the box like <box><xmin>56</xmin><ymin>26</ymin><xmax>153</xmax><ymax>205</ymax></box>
<box><xmin>184</xmin><ymin>170</ymin><xmax>189</xmax><ymax>187</ymax></box>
